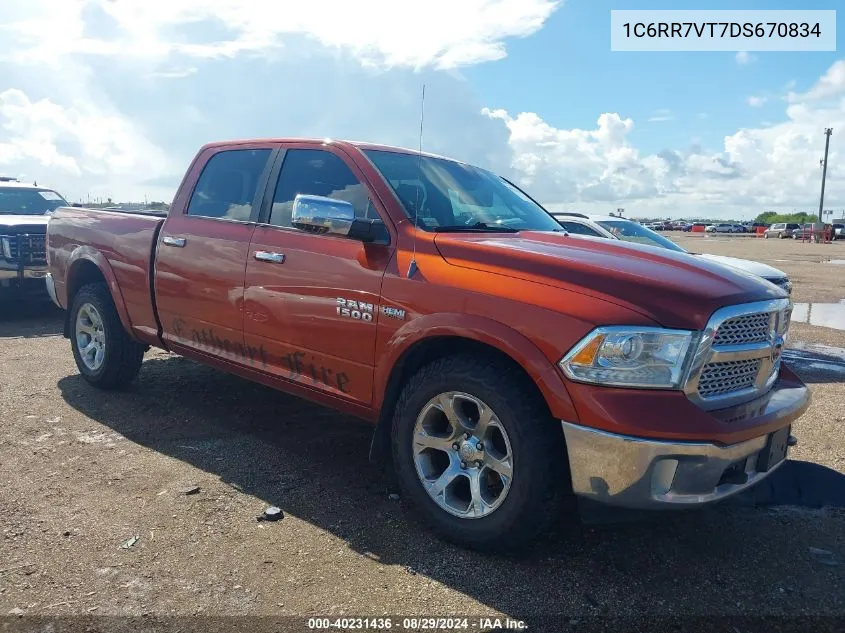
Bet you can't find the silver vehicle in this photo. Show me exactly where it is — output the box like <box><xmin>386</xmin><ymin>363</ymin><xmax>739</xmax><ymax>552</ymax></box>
<box><xmin>0</xmin><ymin>177</ymin><xmax>67</xmax><ymax>300</ymax></box>
<box><xmin>763</xmin><ymin>222</ymin><xmax>800</xmax><ymax>239</ymax></box>
<box><xmin>553</xmin><ymin>213</ymin><xmax>793</xmax><ymax>294</ymax></box>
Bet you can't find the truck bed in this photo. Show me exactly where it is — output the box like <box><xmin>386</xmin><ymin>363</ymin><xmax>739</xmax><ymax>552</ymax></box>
<box><xmin>47</xmin><ymin>206</ymin><xmax>166</xmax><ymax>345</ymax></box>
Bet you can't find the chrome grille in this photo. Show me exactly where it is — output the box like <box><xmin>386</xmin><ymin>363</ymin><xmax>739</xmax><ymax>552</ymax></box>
<box><xmin>685</xmin><ymin>298</ymin><xmax>792</xmax><ymax>411</ymax></box>
<box><xmin>697</xmin><ymin>359</ymin><xmax>762</xmax><ymax>398</ymax></box>
<box><xmin>712</xmin><ymin>312</ymin><xmax>770</xmax><ymax>346</ymax></box>
<box><xmin>1</xmin><ymin>233</ymin><xmax>47</xmax><ymax>265</ymax></box>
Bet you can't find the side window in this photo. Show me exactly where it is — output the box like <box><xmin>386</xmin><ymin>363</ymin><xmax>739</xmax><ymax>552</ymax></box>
<box><xmin>560</xmin><ymin>221</ymin><xmax>603</xmax><ymax>237</ymax></box>
<box><xmin>270</xmin><ymin>149</ymin><xmax>371</xmax><ymax>228</ymax></box>
<box><xmin>186</xmin><ymin>149</ymin><xmax>272</xmax><ymax>221</ymax></box>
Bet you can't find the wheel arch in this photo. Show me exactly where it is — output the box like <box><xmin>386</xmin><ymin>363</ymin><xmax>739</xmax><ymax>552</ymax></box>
<box><xmin>369</xmin><ymin>315</ymin><xmax>578</xmax><ymax>468</ymax></box>
<box><xmin>64</xmin><ymin>249</ymin><xmax>133</xmax><ymax>339</ymax></box>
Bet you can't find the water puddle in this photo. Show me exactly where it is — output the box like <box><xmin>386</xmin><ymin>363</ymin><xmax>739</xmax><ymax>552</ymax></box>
<box><xmin>827</xmin><ymin>259</ymin><xmax>845</xmax><ymax>265</ymax></box>
<box><xmin>791</xmin><ymin>300</ymin><xmax>845</xmax><ymax>331</ymax></box>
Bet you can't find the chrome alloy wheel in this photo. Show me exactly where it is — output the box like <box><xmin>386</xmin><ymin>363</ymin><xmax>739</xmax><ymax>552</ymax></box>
<box><xmin>412</xmin><ymin>391</ymin><xmax>514</xmax><ymax>519</ymax></box>
<box><xmin>75</xmin><ymin>302</ymin><xmax>106</xmax><ymax>371</ymax></box>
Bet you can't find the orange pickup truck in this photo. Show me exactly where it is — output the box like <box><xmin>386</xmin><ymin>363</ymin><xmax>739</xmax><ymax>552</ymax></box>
<box><xmin>46</xmin><ymin>138</ymin><xmax>809</xmax><ymax>550</ymax></box>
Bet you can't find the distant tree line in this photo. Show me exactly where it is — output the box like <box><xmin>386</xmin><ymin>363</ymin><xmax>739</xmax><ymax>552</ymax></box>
<box><xmin>754</xmin><ymin>211</ymin><xmax>820</xmax><ymax>225</ymax></box>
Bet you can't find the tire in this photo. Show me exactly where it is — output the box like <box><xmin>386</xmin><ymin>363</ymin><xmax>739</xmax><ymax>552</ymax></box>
<box><xmin>390</xmin><ymin>354</ymin><xmax>568</xmax><ymax>552</ymax></box>
<box><xmin>764</xmin><ymin>232</ymin><xmax>769</xmax><ymax>239</ymax></box>
<box><xmin>69</xmin><ymin>282</ymin><xmax>145</xmax><ymax>389</ymax></box>
<box><xmin>779</xmin><ymin>232</ymin><xmax>785</xmax><ymax>239</ymax></box>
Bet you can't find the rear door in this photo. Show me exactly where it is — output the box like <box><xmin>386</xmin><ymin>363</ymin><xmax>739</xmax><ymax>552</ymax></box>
<box><xmin>242</xmin><ymin>144</ymin><xmax>394</xmax><ymax>406</ymax></box>
<box><xmin>154</xmin><ymin>144</ymin><xmax>277</xmax><ymax>367</ymax></box>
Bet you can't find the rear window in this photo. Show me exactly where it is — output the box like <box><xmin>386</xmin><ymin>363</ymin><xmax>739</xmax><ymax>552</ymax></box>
<box><xmin>0</xmin><ymin>187</ymin><xmax>68</xmax><ymax>215</ymax></box>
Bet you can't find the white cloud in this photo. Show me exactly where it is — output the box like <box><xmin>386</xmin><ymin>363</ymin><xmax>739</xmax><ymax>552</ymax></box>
<box><xmin>0</xmin><ymin>0</ymin><xmax>842</xmax><ymax>220</ymax></box>
<box><xmin>788</xmin><ymin>60</ymin><xmax>845</xmax><ymax>103</ymax></box>
<box><xmin>0</xmin><ymin>89</ymin><xmax>171</xmax><ymax>200</ymax></box>
<box><xmin>4</xmin><ymin>0</ymin><xmax>560</xmax><ymax>70</ymax></box>
<box><xmin>735</xmin><ymin>51</ymin><xmax>755</xmax><ymax>65</ymax></box>
<box><xmin>486</xmin><ymin>61</ymin><xmax>845</xmax><ymax>217</ymax></box>
<box><xmin>747</xmin><ymin>96</ymin><xmax>767</xmax><ymax>107</ymax></box>
<box><xmin>0</xmin><ymin>0</ymin><xmax>556</xmax><ymax>200</ymax></box>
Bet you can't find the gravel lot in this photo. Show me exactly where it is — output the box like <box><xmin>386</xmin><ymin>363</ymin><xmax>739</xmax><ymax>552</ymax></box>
<box><xmin>1</xmin><ymin>235</ymin><xmax>844</xmax><ymax>629</ymax></box>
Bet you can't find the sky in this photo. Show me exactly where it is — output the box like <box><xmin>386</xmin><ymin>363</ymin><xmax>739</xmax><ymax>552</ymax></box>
<box><xmin>0</xmin><ymin>0</ymin><xmax>843</xmax><ymax>220</ymax></box>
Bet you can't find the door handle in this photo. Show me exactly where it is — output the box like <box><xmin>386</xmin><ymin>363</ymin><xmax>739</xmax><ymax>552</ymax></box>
<box><xmin>162</xmin><ymin>236</ymin><xmax>186</xmax><ymax>248</ymax></box>
<box><xmin>254</xmin><ymin>251</ymin><xmax>285</xmax><ymax>264</ymax></box>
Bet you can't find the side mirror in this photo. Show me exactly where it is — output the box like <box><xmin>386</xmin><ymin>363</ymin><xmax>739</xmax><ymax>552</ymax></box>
<box><xmin>291</xmin><ymin>194</ymin><xmax>355</xmax><ymax>236</ymax></box>
<box><xmin>291</xmin><ymin>194</ymin><xmax>387</xmax><ymax>243</ymax></box>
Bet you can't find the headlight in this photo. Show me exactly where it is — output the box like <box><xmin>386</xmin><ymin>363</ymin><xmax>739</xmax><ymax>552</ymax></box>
<box><xmin>559</xmin><ymin>326</ymin><xmax>695</xmax><ymax>389</ymax></box>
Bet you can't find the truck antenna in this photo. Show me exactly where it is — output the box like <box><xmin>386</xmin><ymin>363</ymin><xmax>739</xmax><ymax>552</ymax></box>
<box><xmin>407</xmin><ymin>83</ymin><xmax>425</xmax><ymax>279</ymax></box>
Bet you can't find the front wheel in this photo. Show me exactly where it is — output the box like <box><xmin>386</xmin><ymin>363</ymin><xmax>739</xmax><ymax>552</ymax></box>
<box><xmin>70</xmin><ymin>283</ymin><xmax>145</xmax><ymax>389</ymax></box>
<box><xmin>391</xmin><ymin>354</ymin><xmax>568</xmax><ymax>552</ymax></box>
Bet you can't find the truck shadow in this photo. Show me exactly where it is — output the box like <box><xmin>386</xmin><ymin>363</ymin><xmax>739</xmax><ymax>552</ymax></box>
<box><xmin>0</xmin><ymin>300</ymin><xmax>63</xmax><ymax>338</ymax></box>
<box><xmin>57</xmin><ymin>354</ymin><xmax>845</xmax><ymax>618</ymax></box>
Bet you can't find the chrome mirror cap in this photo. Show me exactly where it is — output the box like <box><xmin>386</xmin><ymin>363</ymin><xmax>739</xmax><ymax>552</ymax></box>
<box><xmin>291</xmin><ymin>194</ymin><xmax>355</xmax><ymax>236</ymax></box>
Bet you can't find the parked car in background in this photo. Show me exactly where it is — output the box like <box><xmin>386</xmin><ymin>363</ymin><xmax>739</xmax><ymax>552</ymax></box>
<box><xmin>763</xmin><ymin>223</ymin><xmax>800</xmax><ymax>239</ymax></box>
<box><xmin>0</xmin><ymin>177</ymin><xmax>68</xmax><ymax>301</ymax></box>
<box><xmin>831</xmin><ymin>223</ymin><xmax>843</xmax><ymax>240</ymax></box>
<box><xmin>684</xmin><ymin>222</ymin><xmax>707</xmax><ymax>232</ymax></box>
<box><xmin>552</xmin><ymin>213</ymin><xmax>793</xmax><ymax>294</ymax></box>
<box><xmin>706</xmin><ymin>223</ymin><xmax>735</xmax><ymax>233</ymax></box>
<box><xmin>45</xmin><ymin>138</ymin><xmax>807</xmax><ymax>551</ymax></box>
<box><xmin>731</xmin><ymin>224</ymin><xmax>746</xmax><ymax>233</ymax></box>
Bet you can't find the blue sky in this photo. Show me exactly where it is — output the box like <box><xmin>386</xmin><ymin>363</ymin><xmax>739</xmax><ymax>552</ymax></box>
<box><xmin>0</xmin><ymin>0</ymin><xmax>843</xmax><ymax>219</ymax></box>
<box><xmin>467</xmin><ymin>0</ymin><xmax>843</xmax><ymax>154</ymax></box>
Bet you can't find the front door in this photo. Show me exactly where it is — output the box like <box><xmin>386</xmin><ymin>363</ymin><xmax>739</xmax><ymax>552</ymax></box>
<box><xmin>243</xmin><ymin>145</ymin><xmax>393</xmax><ymax>406</ymax></box>
<box><xmin>154</xmin><ymin>144</ymin><xmax>276</xmax><ymax>367</ymax></box>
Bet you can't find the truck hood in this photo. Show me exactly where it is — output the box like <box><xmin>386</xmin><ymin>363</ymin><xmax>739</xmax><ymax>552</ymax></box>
<box><xmin>434</xmin><ymin>231</ymin><xmax>785</xmax><ymax>329</ymax></box>
<box><xmin>0</xmin><ymin>214</ymin><xmax>50</xmax><ymax>229</ymax></box>
<box><xmin>694</xmin><ymin>253</ymin><xmax>788</xmax><ymax>281</ymax></box>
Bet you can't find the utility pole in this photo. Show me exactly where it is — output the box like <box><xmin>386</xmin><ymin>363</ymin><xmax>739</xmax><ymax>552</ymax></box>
<box><xmin>819</xmin><ymin>128</ymin><xmax>833</xmax><ymax>225</ymax></box>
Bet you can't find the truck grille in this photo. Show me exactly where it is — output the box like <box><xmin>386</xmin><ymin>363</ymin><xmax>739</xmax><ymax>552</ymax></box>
<box><xmin>712</xmin><ymin>313</ymin><xmax>771</xmax><ymax>346</ymax></box>
<box><xmin>685</xmin><ymin>299</ymin><xmax>792</xmax><ymax>411</ymax></box>
<box><xmin>697</xmin><ymin>358</ymin><xmax>762</xmax><ymax>398</ymax></box>
<box><xmin>1</xmin><ymin>233</ymin><xmax>47</xmax><ymax>265</ymax></box>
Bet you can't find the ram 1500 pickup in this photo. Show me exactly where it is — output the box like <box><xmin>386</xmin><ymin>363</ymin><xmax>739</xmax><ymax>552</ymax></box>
<box><xmin>46</xmin><ymin>138</ymin><xmax>810</xmax><ymax>551</ymax></box>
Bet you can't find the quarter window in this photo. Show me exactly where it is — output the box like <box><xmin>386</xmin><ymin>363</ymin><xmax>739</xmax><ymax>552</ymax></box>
<box><xmin>186</xmin><ymin>149</ymin><xmax>272</xmax><ymax>221</ymax></box>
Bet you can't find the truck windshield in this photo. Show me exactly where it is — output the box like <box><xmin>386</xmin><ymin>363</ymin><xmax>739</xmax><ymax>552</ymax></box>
<box><xmin>364</xmin><ymin>149</ymin><xmax>561</xmax><ymax>232</ymax></box>
<box><xmin>595</xmin><ymin>219</ymin><xmax>687</xmax><ymax>253</ymax></box>
<box><xmin>0</xmin><ymin>187</ymin><xmax>69</xmax><ymax>215</ymax></box>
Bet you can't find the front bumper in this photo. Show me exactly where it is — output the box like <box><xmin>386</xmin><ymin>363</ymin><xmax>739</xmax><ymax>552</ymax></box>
<box><xmin>0</xmin><ymin>262</ymin><xmax>50</xmax><ymax>299</ymax></box>
<box><xmin>562</xmin><ymin>378</ymin><xmax>810</xmax><ymax>509</ymax></box>
<box><xmin>0</xmin><ymin>264</ymin><xmax>48</xmax><ymax>282</ymax></box>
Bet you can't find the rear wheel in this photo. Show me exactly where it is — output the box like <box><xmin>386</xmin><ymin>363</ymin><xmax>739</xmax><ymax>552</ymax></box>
<box><xmin>70</xmin><ymin>283</ymin><xmax>145</xmax><ymax>389</ymax></box>
<box><xmin>391</xmin><ymin>354</ymin><xmax>568</xmax><ymax>552</ymax></box>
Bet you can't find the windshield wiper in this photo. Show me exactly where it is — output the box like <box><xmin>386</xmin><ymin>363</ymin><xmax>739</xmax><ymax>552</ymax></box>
<box><xmin>433</xmin><ymin>222</ymin><xmax>519</xmax><ymax>233</ymax></box>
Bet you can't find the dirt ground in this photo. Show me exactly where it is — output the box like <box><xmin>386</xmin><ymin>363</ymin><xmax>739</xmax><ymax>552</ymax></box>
<box><xmin>1</xmin><ymin>235</ymin><xmax>844</xmax><ymax>630</ymax></box>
